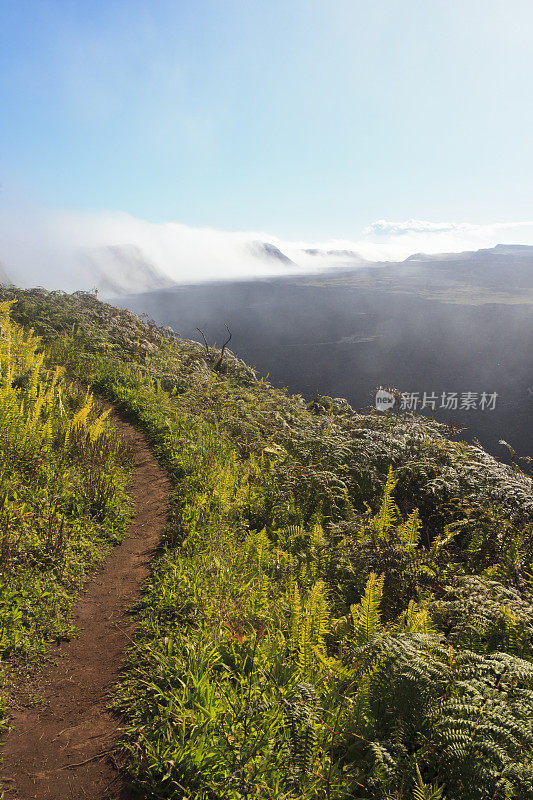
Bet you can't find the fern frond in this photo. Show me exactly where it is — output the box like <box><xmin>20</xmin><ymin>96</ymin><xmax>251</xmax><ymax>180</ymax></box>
<box><xmin>397</xmin><ymin>509</ymin><xmax>421</xmax><ymax>549</ymax></box>
<box><xmin>373</xmin><ymin>467</ymin><xmax>399</xmax><ymax>536</ymax></box>
<box><xmin>413</xmin><ymin>763</ymin><xmax>443</xmax><ymax>800</ymax></box>
<box><xmin>351</xmin><ymin>573</ymin><xmax>384</xmax><ymax>646</ymax></box>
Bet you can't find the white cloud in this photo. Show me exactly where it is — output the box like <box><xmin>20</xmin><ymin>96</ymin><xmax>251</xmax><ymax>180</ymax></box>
<box><xmin>2</xmin><ymin>207</ymin><xmax>533</xmax><ymax>295</ymax></box>
<box><xmin>0</xmin><ymin>207</ymin><xmax>315</xmax><ymax>293</ymax></box>
<box><xmin>360</xmin><ymin>218</ymin><xmax>533</xmax><ymax>260</ymax></box>
<box><xmin>365</xmin><ymin>219</ymin><xmax>475</xmax><ymax>236</ymax></box>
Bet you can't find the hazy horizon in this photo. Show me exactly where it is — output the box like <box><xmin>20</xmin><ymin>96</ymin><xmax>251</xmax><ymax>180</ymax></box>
<box><xmin>3</xmin><ymin>1</ymin><xmax>533</xmax><ymax>290</ymax></box>
<box><xmin>4</xmin><ymin>204</ymin><xmax>533</xmax><ymax>292</ymax></box>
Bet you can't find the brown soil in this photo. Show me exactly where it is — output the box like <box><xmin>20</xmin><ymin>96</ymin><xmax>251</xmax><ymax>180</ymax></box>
<box><xmin>1</xmin><ymin>412</ymin><xmax>170</xmax><ymax>799</ymax></box>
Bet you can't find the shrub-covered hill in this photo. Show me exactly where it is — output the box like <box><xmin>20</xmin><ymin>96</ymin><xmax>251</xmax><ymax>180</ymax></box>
<box><xmin>1</xmin><ymin>285</ymin><xmax>533</xmax><ymax>800</ymax></box>
<box><xmin>0</xmin><ymin>298</ymin><xmax>132</xmax><ymax>709</ymax></box>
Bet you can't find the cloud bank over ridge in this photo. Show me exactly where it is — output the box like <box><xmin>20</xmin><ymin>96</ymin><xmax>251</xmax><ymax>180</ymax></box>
<box><xmin>2</xmin><ymin>207</ymin><xmax>533</xmax><ymax>295</ymax></box>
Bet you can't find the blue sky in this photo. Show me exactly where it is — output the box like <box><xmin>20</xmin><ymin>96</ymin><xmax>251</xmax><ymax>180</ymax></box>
<box><xmin>1</xmin><ymin>0</ymin><xmax>533</xmax><ymax>242</ymax></box>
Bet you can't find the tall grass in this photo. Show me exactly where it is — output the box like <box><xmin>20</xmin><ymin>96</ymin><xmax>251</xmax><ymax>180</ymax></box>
<box><xmin>4</xmin><ymin>290</ymin><xmax>533</xmax><ymax>799</ymax></box>
<box><xmin>48</xmin><ymin>347</ymin><xmax>532</xmax><ymax>799</ymax></box>
<box><xmin>0</xmin><ymin>302</ymin><xmax>131</xmax><ymax>706</ymax></box>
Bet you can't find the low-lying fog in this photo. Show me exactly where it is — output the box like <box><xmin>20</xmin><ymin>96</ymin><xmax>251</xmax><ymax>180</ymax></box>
<box><xmin>4</xmin><ymin>206</ymin><xmax>533</xmax><ymax>293</ymax></box>
<box><xmin>116</xmin><ymin>278</ymin><xmax>533</xmax><ymax>462</ymax></box>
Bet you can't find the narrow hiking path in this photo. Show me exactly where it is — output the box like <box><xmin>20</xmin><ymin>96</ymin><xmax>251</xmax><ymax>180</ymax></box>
<box><xmin>1</xmin><ymin>412</ymin><xmax>170</xmax><ymax>800</ymax></box>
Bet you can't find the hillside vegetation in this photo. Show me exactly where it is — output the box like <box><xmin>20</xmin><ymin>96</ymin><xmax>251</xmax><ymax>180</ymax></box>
<box><xmin>0</xmin><ymin>298</ymin><xmax>131</xmax><ymax>720</ymax></box>
<box><xmin>1</xmin><ymin>286</ymin><xmax>533</xmax><ymax>800</ymax></box>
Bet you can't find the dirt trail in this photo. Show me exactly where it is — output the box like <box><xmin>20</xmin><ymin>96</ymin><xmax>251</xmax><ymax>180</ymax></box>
<box><xmin>1</xmin><ymin>412</ymin><xmax>170</xmax><ymax>800</ymax></box>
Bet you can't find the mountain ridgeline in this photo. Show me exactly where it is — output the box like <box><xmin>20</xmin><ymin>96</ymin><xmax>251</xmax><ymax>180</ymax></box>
<box><xmin>116</xmin><ymin>244</ymin><xmax>533</xmax><ymax>461</ymax></box>
<box><xmin>6</xmin><ymin>237</ymin><xmax>533</xmax><ymax>299</ymax></box>
<box><xmin>1</xmin><ymin>286</ymin><xmax>533</xmax><ymax>800</ymax></box>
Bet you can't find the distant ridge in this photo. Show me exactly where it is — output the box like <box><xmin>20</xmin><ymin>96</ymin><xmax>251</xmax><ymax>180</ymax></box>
<box><xmin>489</xmin><ymin>243</ymin><xmax>533</xmax><ymax>254</ymax></box>
<box><xmin>247</xmin><ymin>241</ymin><xmax>296</xmax><ymax>265</ymax></box>
<box><xmin>303</xmin><ymin>247</ymin><xmax>368</xmax><ymax>265</ymax></box>
<box><xmin>403</xmin><ymin>243</ymin><xmax>533</xmax><ymax>263</ymax></box>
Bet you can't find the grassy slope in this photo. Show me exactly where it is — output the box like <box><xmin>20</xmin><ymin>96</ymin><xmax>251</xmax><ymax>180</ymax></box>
<box><xmin>0</xmin><ymin>299</ymin><xmax>131</xmax><ymax>727</ymax></box>
<box><xmin>2</xmin><ymin>286</ymin><xmax>533</xmax><ymax>800</ymax></box>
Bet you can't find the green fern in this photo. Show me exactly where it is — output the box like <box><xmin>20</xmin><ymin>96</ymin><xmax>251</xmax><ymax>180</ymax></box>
<box><xmin>297</xmin><ymin>581</ymin><xmax>329</xmax><ymax>673</ymax></box>
<box><xmin>351</xmin><ymin>572</ymin><xmax>385</xmax><ymax>645</ymax></box>
<box><xmin>372</xmin><ymin>467</ymin><xmax>399</xmax><ymax>537</ymax></box>
<box><xmin>397</xmin><ymin>509</ymin><xmax>421</xmax><ymax>549</ymax></box>
<box><xmin>413</xmin><ymin>763</ymin><xmax>443</xmax><ymax>800</ymax></box>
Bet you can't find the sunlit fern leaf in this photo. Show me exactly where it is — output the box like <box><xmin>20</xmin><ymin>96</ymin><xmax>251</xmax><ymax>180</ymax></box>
<box><xmin>397</xmin><ymin>508</ymin><xmax>421</xmax><ymax>549</ymax></box>
<box><xmin>372</xmin><ymin>467</ymin><xmax>399</xmax><ymax>537</ymax></box>
<box><xmin>351</xmin><ymin>573</ymin><xmax>384</xmax><ymax>646</ymax></box>
<box><xmin>297</xmin><ymin>581</ymin><xmax>329</xmax><ymax>673</ymax></box>
<box><xmin>413</xmin><ymin>763</ymin><xmax>444</xmax><ymax>800</ymax></box>
<box><xmin>394</xmin><ymin>600</ymin><xmax>435</xmax><ymax>634</ymax></box>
